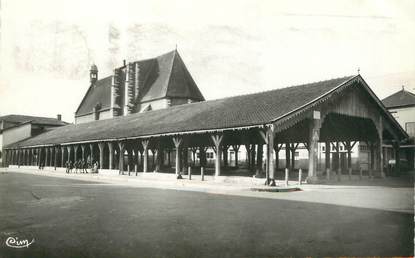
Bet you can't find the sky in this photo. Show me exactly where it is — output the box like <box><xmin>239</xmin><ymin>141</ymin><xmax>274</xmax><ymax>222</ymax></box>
<box><xmin>0</xmin><ymin>0</ymin><xmax>414</xmax><ymax>123</ymax></box>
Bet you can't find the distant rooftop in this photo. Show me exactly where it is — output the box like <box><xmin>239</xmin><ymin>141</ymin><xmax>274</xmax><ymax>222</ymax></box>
<box><xmin>382</xmin><ymin>87</ymin><xmax>415</xmax><ymax>108</ymax></box>
<box><xmin>0</xmin><ymin>114</ymin><xmax>68</xmax><ymax>131</ymax></box>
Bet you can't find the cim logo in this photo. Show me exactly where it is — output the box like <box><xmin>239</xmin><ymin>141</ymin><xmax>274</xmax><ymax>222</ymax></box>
<box><xmin>5</xmin><ymin>236</ymin><xmax>35</xmax><ymax>249</ymax></box>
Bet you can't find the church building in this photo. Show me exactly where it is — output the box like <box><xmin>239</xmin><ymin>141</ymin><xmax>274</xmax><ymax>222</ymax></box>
<box><xmin>75</xmin><ymin>50</ymin><xmax>205</xmax><ymax>124</ymax></box>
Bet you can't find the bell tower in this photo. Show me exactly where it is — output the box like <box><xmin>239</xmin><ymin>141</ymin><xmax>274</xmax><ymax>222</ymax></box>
<box><xmin>90</xmin><ymin>64</ymin><xmax>98</xmax><ymax>84</ymax></box>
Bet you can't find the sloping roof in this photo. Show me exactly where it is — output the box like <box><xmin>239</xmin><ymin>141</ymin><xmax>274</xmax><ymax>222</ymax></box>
<box><xmin>75</xmin><ymin>76</ymin><xmax>112</xmax><ymax>115</ymax></box>
<box><xmin>138</xmin><ymin>50</ymin><xmax>205</xmax><ymax>102</ymax></box>
<box><xmin>0</xmin><ymin>114</ymin><xmax>68</xmax><ymax>130</ymax></box>
<box><xmin>75</xmin><ymin>50</ymin><xmax>205</xmax><ymax>116</ymax></box>
<box><xmin>8</xmin><ymin>76</ymin><xmax>362</xmax><ymax>148</ymax></box>
<box><xmin>382</xmin><ymin>88</ymin><xmax>415</xmax><ymax>108</ymax></box>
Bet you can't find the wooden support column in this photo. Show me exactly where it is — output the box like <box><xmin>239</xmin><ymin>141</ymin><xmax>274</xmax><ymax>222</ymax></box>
<box><xmin>54</xmin><ymin>147</ymin><xmax>58</xmax><ymax>170</ymax></box>
<box><xmin>285</xmin><ymin>143</ymin><xmax>290</xmax><ymax>169</ymax></box>
<box><xmin>256</xmin><ymin>144</ymin><xmax>264</xmax><ymax>174</ymax></box>
<box><xmin>74</xmin><ymin>145</ymin><xmax>79</xmax><ymax>163</ymax></box>
<box><xmin>141</xmin><ymin>140</ymin><xmax>149</xmax><ymax>173</ymax></box>
<box><xmin>307</xmin><ymin>111</ymin><xmax>321</xmax><ymax>183</ymax></box>
<box><xmin>167</xmin><ymin>149</ymin><xmax>171</xmax><ymax>167</ymax></box>
<box><xmin>155</xmin><ymin>140</ymin><xmax>163</xmax><ymax>172</ymax></box>
<box><xmin>394</xmin><ymin>142</ymin><xmax>400</xmax><ymax>176</ymax></box>
<box><xmin>222</xmin><ymin>145</ymin><xmax>229</xmax><ymax>168</ymax></box>
<box><xmin>244</xmin><ymin>144</ymin><xmax>251</xmax><ymax>169</ymax></box>
<box><xmin>173</xmin><ymin>137</ymin><xmax>182</xmax><ymax>175</ymax></box>
<box><xmin>325</xmin><ymin>141</ymin><xmax>331</xmax><ymax>172</ymax></box>
<box><xmin>211</xmin><ymin>134</ymin><xmax>224</xmax><ymax>176</ymax></box>
<box><xmin>45</xmin><ymin>148</ymin><xmax>49</xmax><ymax>167</ymax></box>
<box><xmin>37</xmin><ymin>148</ymin><xmax>42</xmax><ymax>168</ymax></box>
<box><xmin>108</xmin><ymin>142</ymin><xmax>114</xmax><ymax>169</ymax></box>
<box><xmin>251</xmin><ymin>144</ymin><xmax>256</xmax><ymax>171</ymax></box>
<box><xmin>273</xmin><ymin>143</ymin><xmax>282</xmax><ymax>171</ymax></box>
<box><xmin>89</xmin><ymin>144</ymin><xmax>94</xmax><ymax>163</ymax></box>
<box><xmin>291</xmin><ymin>143</ymin><xmax>299</xmax><ymax>171</ymax></box>
<box><xmin>378</xmin><ymin>116</ymin><xmax>385</xmax><ymax>178</ymax></box>
<box><xmin>67</xmin><ymin>146</ymin><xmax>72</xmax><ymax>164</ymax></box>
<box><xmin>98</xmin><ymin>142</ymin><xmax>105</xmax><ymax>169</ymax></box>
<box><xmin>201</xmin><ymin>147</ymin><xmax>208</xmax><ymax>167</ymax></box>
<box><xmin>61</xmin><ymin>147</ymin><xmax>65</xmax><ymax>167</ymax></box>
<box><xmin>81</xmin><ymin>145</ymin><xmax>86</xmax><ymax>162</ymax></box>
<box><xmin>118</xmin><ymin>142</ymin><xmax>125</xmax><ymax>174</ymax></box>
<box><xmin>268</xmin><ymin>126</ymin><xmax>276</xmax><ymax>185</ymax></box>
<box><xmin>232</xmin><ymin>145</ymin><xmax>240</xmax><ymax>167</ymax></box>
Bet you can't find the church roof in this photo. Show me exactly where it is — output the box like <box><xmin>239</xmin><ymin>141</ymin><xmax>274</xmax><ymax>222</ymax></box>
<box><xmin>10</xmin><ymin>75</ymin><xmax>405</xmax><ymax>149</ymax></box>
<box><xmin>75</xmin><ymin>50</ymin><xmax>205</xmax><ymax>116</ymax></box>
<box><xmin>382</xmin><ymin>88</ymin><xmax>415</xmax><ymax>108</ymax></box>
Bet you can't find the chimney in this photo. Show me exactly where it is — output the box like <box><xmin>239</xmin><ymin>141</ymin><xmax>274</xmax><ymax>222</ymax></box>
<box><xmin>123</xmin><ymin>59</ymin><xmax>126</xmax><ymax>66</ymax></box>
<box><xmin>57</xmin><ymin>114</ymin><xmax>62</xmax><ymax>121</ymax></box>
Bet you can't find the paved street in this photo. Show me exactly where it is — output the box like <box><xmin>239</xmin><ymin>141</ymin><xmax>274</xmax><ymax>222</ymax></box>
<box><xmin>0</xmin><ymin>172</ymin><xmax>413</xmax><ymax>257</ymax></box>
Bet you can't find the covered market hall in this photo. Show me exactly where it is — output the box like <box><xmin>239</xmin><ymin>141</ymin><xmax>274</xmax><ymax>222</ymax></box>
<box><xmin>3</xmin><ymin>75</ymin><xmax>408</xmax><ymax>185</ymax></box>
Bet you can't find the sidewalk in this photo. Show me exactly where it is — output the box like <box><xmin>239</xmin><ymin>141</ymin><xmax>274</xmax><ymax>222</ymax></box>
<box><xmin>1</xmin><ymin>167</ymin><xmax>413</xmax><ymax>214</ymax></box>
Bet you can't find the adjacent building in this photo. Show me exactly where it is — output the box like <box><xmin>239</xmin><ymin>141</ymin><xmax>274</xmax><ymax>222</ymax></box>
<box><xmin>0</xmin><ymin>115</ymin><xmax>68</xmax><ymax>166</ymax></box>
<box><xmin>381</xmin><ymin>87</ymin><xmax>415</xmax><ymax>170</ymax></box>
<box><xmin>75</xmin><ymin>50</ymin><xmax>205</xmax><ymax>124</ymax></box>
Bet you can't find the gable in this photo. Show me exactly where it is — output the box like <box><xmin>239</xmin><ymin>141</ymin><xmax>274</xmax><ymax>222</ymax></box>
<box><xmin>75</xmin><ymin>76</ymin><xmax>112</xmax><ymax>116</ymax></box>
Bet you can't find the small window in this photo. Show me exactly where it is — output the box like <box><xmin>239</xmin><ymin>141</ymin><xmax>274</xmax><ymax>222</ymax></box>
<box><xmin>322</xmin><ymin>146</ymin><xmax>325</xmax><ymax>151</ymax></box>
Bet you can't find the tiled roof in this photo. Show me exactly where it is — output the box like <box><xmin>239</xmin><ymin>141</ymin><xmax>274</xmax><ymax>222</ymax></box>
<box><xmin>7</xmin><ymin>76</ymin><xmax>357</xmax><ymax>148</ymax></box>
<box><xmin>75</xmin><ymin>76</ymin><xmax>112</xmax><ymax>115</ymax></box>
<box><xmin>0</xmin><ymin>114</ymin><xmax>68</xmax><ymax>129</ymax></box>
<box><xmin>382</xmin><ymin>89</ymin><xmax>415</xmax><ymax>108</ymax></box>
<box><xmin>75</xmin><ymin>50</ymin><xmax>205</xmax><ymax>116</ymax></box>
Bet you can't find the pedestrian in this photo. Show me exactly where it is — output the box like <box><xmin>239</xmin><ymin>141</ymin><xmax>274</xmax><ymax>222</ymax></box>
<box><xmin>69</xmin><ymin>160</ymin><xmax>73</xmax><ymax>173</ymax></box>
<box><xmin>84</xmin><ymin>160</ymin><xmax>88</xmax><ymax>173</ymax></box>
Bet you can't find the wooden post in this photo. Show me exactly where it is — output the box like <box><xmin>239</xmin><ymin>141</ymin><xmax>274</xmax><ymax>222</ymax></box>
<box><xmin>222</xmin><ymin>145</ymin><xmax>229</xmax><ymax>168</ymax></box>
<box><xmin>201</xmin><ymin>167</ymin><xmax>204</xmax><ymax>181</ymax></box>
<box><xmin>89</xmin><ymin>144</ymin><xmax>94</xmax><ymax>163</ymax></box>
<box><xmin>67</xmin><ymin>146</ymin><xmax>72</xmax><ymax>164</ymax></box>
<box><xmin>173</xmin><ymin>137</ymin><xmax>182</xmax><ymax>175</ymax></box>
<box><xmin>211</xmin><ymin>134</ymin><xmax>224</xmax><ymax>176</ymax></box>
<box><xmin>45</xmin><ymin>148</ymin><xmax>49</xmax><ymax>167</ymax></box>
<box><xmin>285</xmin><ymin>142</ymin><xmax>290</xmax><ymax>169</ymax></box>
<box><xmin>141</xmin><ymin>140</ymin><xmax>149</xmax><ymax>173</ymax></box>
<box><xmin>188</xmin><ymin>166</ymin><xmax>192</xmax><ymax>180</ymax></box>
<box><xmin>108</xmin><ymin>142</ymin><xmax>114</xmax><ymax>169</ymax></box>
<box><xmin>378</xmin><ymin>116</ymin><xmax>385</xmax><ymax>178</ymax></box>
<box><xmin>267</xmin><ymin>126</ymin><xmax>276</xmax><ymax>186</ymax></box>
<box><xmin>61</xmin><ymin>147</ymin><xmax>65</xmax><ymax>167</ymax></box>
<box><xmin>290</xmin><ymin>143</ymin><xmax>297</xmax><ymax>171</ymax></box>
<box><xmin>74</xmin><ymin>145</ymin><xmax>79</xmax><ymax>164</ymax></box>
<box><xmin>307</xmin><ymin>112</ymin><xmax>321</xmax><ymax>183</ymax></box>
<box><xmin>54</xmin><ymin>147</ymin><xmax>58</xmax><ymax>170</ymax></box>
<box><xmin>118</xmin><ymin>142</ymin><xmax>125</xmax><ymax>174</ymax></box>
<box><xmin>81</xmin><ymin>145</ymin><xmax>85</xmax><ymax>162</ymax></box>
<box><xmin>251</xmin><ymin>144</ymin><xmax>256</xmax><ymax>172</ymax></box>
<box><xmin>37</xmin><ymin>148</ymin><xmax>41</xmax><ymax>168</ymax></box>
<box><xmin>298</xmin><ymin>168</ymin><xmax>302</xmax><ymax>185</ymax></box>
<box><xmin>336</xmin><ymin>142</ymin><xmax>341</xmax><ymax>181</ymax></box>
<box><xmin>325</xmin><ymin>141</ymin><xmax>330</xmax><ymax>175</ymax></box>
<box><xmin>98</xmin><ymin>142</ymin><xmax>105</xmax><ymax>169</ymax></box>
<box><xmin>232</xmin><ymin>145</ymin><xmax>240</xmax><ymax>167</ymax></box>
<box><xmin>256</xmin><ymin>144</ymin><xmax>263</xmax><ymax>175</ymax></box>
<box><xmin>285</xmin><ymin>168</ymin><xmax>289</xmax><ymax>186</ymax></box>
